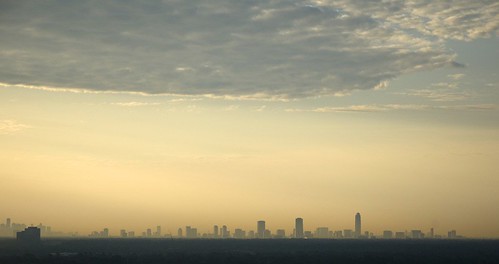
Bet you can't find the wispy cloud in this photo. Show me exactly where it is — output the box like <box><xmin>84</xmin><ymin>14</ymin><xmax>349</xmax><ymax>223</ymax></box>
<box><xmin>111</xmin><ymin>102</ymin><xmax>161</xmax><ymax>107</ymax></box>
<box><xmin>0</xmin><ymin>1</ymin><xmax>496</xmax><ymax>99</ymax></box>
<box><xmin>286</xmin><ymin>104</ymin><xmax>497</xmax><ymax>113</ymax></box>
<box><xmin>448</xmin><ymin>74</ymin><xmax>465</xmax><ymax>80</ymax></box>
<box><xmin>405</xmin><ymin>89</ymin><xmax>471</xmax><ymax>102</ymax></box>
<box><xmin>0</xmin><ymin>120</ymin><xmax>31</xmax><ymax>134</ymax></box>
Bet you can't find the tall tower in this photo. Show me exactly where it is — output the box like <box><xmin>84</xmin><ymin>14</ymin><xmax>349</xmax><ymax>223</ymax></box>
<box><xmin>6</xmin><ymin>218</ymin><xmax>11</xmax><ymax>228</ymax></box>
<box><xmin>257</xmin><ymin>220</ymin><xmax>266</xmax><ymax>238</ymax></box>
<box><xmin>295</xmin><ymin>218</ymin><xmax>304</xmax><ymax>238</ymax></box>
<box><xmin>222</xmin><ymin>225</ymin><xmax>228</xmax><ymax>238</ymax></box>
<box><xmin>355</xmin><ymin>213</ymin><xmax>361</xmax><ymax>238</ymax></box>
<box><xmin>213</xmin><ymin>225</ymin><xmax>219</xmax><ymax>238</ymax></box>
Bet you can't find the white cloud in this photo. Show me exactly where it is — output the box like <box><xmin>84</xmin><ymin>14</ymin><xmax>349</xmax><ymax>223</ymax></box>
<box><xmin>0</xmin><ymin>120</ymin><xmax>31</xmax><ymax>134</ymax></box>
<box><xmin>448</xmin><ymin>74</ymin><xmax>465</xmax><ymax>80</ymax></box>
<box><xmin>111</xmin><ymin>102</ymin><xmax>161</xmax><ymax>107</ymax></box>
<box><xmin>286</xmin><ymin>103</ymin><xmax>497</xmax><ymax>113</ymax></box>
<box><xmin>406</xmin><ymin>89</ymin><xmax>470</xmax><ymax>102</ymax></box>
<box><xmin>0</xmin><ymin>1</ymin><xmax>496</xmax><ymax>99</ymax></box>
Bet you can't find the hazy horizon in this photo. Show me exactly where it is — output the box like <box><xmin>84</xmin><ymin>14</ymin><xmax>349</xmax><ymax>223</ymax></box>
<box><xmin>1</xmin><ymin>1</ymin><xmax>498</xmax><ymax>238</ymax></box>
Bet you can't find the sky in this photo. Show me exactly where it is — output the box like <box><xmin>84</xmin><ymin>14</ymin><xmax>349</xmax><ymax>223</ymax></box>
<box><xmin>0</xmin><ymin>0</ymin><xmax>498</xmax><ymax>238</ymax></box>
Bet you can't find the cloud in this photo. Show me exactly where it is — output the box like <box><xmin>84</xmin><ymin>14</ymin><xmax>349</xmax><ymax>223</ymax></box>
<box><xmin>0</xmin><ymin>1</ymin><xmax>496</xmax><ymax>99</ymax></box>
<box><xmin>448</xmin><ymin>74</ymin><xmax>465</xmax><ymax>80</ymax></box>
<box><xmin>406</xmin><ymin>89</ymin><xmax>470</xmax><ymax>102</ymax></box>
<box><xmin>286</xmin><ymin>103</ymin><xmax>497</xmax><ymax>113</ymax></box>
<box><xmin>111</xmin><ymin>102</ymin><xmax>161</xmax><ymax>107</ymax></box>
<box><xmin>0</xmin><ymin>120</ymin><xmax>31</xmax><ymax>134</ymax></box>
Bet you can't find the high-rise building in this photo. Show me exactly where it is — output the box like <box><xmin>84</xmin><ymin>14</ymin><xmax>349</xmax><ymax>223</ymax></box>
<box><xmin>213</xmin><ymin>225</ymin><xmax>219</xmax><ymax>238</ymax></box>
<box><xmin>355</xmin><ymin>212</ymin><xmax>361</xmax><ymax>238</ymax></box>
<box><xmin>146</xmin><ymin>228</ymin><xmax>152</xmax><ymax>237</ymax></box>
<box><xmin>156</xmin><ymin>226</ymin><xmax>161</xmax><ymax>237</ymax></box>
<box><xmin>383</xmin><ymin>230</ymin><xmax>393</xmax><ymax>239</ymax></box>
<box><xmin>120</xmin><ymin>229</ymin><xmax>127</xmax><ymax>238</ymax></box>
<box><xmin>190</xmin><ymin>228</ymin><xmax>197</xmax><ymax>238</ymax></box>
<box><xmin>448</xmin><ymin>230</ymin><xmax>457</xmax><ymax>238</ymax></box>
<box><xmin>411</xmin><ymin>230</ymin><xmax>423</xmax><ymax>239</ymax></box>
<box><xmin>128</xmin><ymin>231</ymin><xmax>135</xmax><ymax>238</ymax></box>
<box><xmin>177</xmin><ymin>228</ymin><xmax>183</xmax><ymax>238</ymax></box>
<box><xmin>102</xmin><ymin>228</ymin><xmax>109</xmax><ymax>238</ymax></box>
<box><xmin>257</xmin><ymin>221</ymin><xmax>265</xmax><ymax>238</ymax></box>
<box><xmin>264</xmin><ymin>229</ymin><xmax>271</xmax><ymax>238</ymax></box>
<box><xmin>234</xmin><ymin>228</ymin><xmax>245</xmax><ymax>239</ymax></box>
<box><xmin>6</xmin><ymin>218</ymin><xmax>11</xmax><ymax>228</ymax></box>
<box><xmin>295</xmin><ymin>218</ymin><xmax>304</xmax><ymax>238</ymax></box>
<box><xmin>184</xmin><ymin>226</ymin><xmax>198</xmax><ymax>238</ymax></box>
<box><xmin>395</xmin><ymin>232</ymin><xmax>405</xmax><ymax>239</ymax></box>
<box><xmin>16</xmin><ymin>227</ymin><xmax>40</xmax><ymax>242</ymax></box>
<box><xmin>316</xmin><ymin>227</ymin><xmax>329</xmax><ymax>239</ymax></box>
<box><xmin>222</xmin><ymin>225</ymin><xmax>229</xmax><ymax>238</ymax></box>
<box><xmin>343</xmin><ymin>229</ymin><xmax>353</xmax><ymax>238</ymax></box>
<box><xmin>276</xmin><ymin>229</ymin><xmax>285</xmax><ymax>238</ymax></box>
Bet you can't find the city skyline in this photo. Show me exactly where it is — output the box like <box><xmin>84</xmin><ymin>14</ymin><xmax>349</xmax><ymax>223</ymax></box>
<box><xmin>1</xmin><ymin>1</ymin><xmax>498</xmax><ymax>239</ymax></box>
<box><xmin>0</xmin><ymin>214</ymin><xmax>464</xmax><ymax>239</ymax></box>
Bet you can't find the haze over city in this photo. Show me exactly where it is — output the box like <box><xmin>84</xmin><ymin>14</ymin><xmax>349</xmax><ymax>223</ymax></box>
<box><xmin>1</xmin><ymin>0</ymin><xmax>498</xmax><ymax>241</ymax></box>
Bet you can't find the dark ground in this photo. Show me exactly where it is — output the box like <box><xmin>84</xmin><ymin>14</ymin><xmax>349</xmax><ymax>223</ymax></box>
<box><xmin>0</xmin><ymin>238</ymin><xmax>498</xmax><ymax>264</ymax></box>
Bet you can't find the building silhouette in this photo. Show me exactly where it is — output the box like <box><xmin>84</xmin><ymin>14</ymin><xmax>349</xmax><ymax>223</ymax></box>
<box><xmin>257</xmin><ymin>221</ymin><xmax>265</xmax><ymax>238</ymax></box>
<box><xmin>383</xmin><ymin>230</ymin><xmax>393</xmax><ymax>239</ymax></box>
<box><xmin>186</xmin><ymin>226</ymin><xmax>197</xmax><ymax>238</ymax></box>
<box><xmin>411</xmin><ymin>230</ymin><xmax>423</xmax><ymax>239</ymax></box>
<box><xmin>222</xmin><ymin>225</ymin><xmax>229</xmax><ymax>238</ymax></box>
<box><xmin>234</xmin><ymin>228</ymin><xmax>245</xmax><ymax>239</ymax></box>
<box><xmin>295</xmin><ymin>218</ymin><xmax>304</xmax><ymax>238</ymax></box>
<box><xmin>316</xmin><ymin>227</ymin><xmax>329</xmax><ymax>238</ymax></box>
<box><xmin>276</xmin><ymin>229</ymin><xmax>285</xmax><ymax>238</ymax></box>
<box><xmin>344</xmin><ymin>229</ymin><xmax>353</xmax><ymax>238</ymax></box>
<box><xmin>355</xmin><ymin>213</ymin><xmax>361</xmax><ymax>238</ymax></box>
<box><xmin>17</xmin><ymin>227</ymin><xmax>40</xmax><ymax>242</ymax></box>
<box><xmin>213</xmin><ymin>225</ymin><xmax>219</xmax><ymax>238</ymax></box>
<box><xmin>395</xmin><ymin>232</ymin><xmax>405</xmax><ymax>239</ymax></box>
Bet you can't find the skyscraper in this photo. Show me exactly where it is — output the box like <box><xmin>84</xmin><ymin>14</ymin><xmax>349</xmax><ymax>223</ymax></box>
<box><xmin>6</xmin><ymin>218</ymin><xmax>11</xmax><ymax>228</ymax></box>
<box><xmin>355</xmin><ymin>213</ymin><xmax>361</xmax><ymax>238</ymax></box>
<box><xmin>213</xmin><ymin>225</ymin><xmax>219</xmax><ymax>238</ymax></box>
<box><xmin>222</xmin><ymin>225</ymin><xmax>228</xmax><ymax>238</ymax></box>
<box><xmin>103</xmin><ymin>228</ymin><xmax>109</xmax><ymax>238</ymax></box>
<box><xmin>295</xmin><ymin>218</ymin><xmax>304</xmax><ymax>238</ymax></box>
<box><xmin>257</xmin><ymin>220</ymin><xmax>265</xmax><ymax>238</ymax></box>
<box><xmin>156</xmin><ymin>226</ymin><xmax>161</xmax><ymax>237</ymax></box>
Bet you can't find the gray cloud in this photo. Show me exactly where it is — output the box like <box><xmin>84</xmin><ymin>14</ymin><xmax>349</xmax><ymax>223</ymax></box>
<box><xmin>0</xmin><ymin>0</ymin><xmax>497</xmax><ymax>99</ymax></box>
